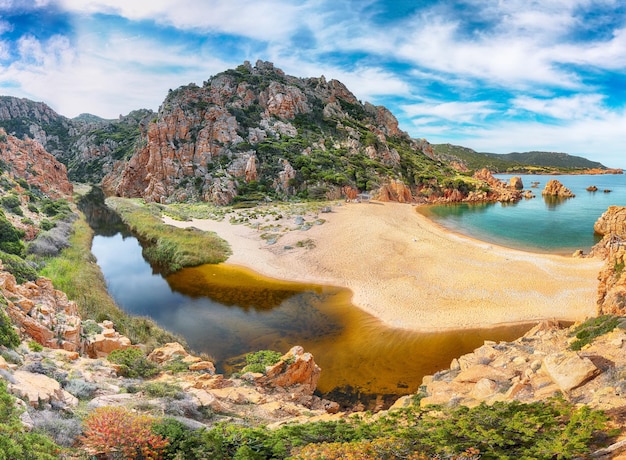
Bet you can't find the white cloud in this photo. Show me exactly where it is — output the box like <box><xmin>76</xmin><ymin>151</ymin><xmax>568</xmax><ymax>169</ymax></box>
<box><xmin>59</xmin><ymin>0</ymin><xmax>306</xmax><ymax>41</ymax></box>
<box><xmin>402</xmin><ymin>101</ymin><xmax>496</xmax><ymax>123</ymax></box>
<box><xmin>511</xmin><ymin>94</ymin><xmax>609</xmax><ymax>120</ymax></box>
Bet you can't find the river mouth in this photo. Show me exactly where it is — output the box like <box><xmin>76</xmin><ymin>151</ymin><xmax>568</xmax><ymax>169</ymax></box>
<box><xmin>84</xmin><ymin>195</ymin><xmax>536</xmax><ymax>409</ymax></box>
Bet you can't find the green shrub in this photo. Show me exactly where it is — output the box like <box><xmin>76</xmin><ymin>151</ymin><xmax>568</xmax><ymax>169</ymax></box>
<box><xmin>143</xmin><ymin>381</ymin><xmax>185</xmax><ymax>399</ymax></box>
<box><xmin>0</xmin><ymin>212</ymin><xmax>25</xmax><ymax>256</ymax></box>
<box><xmin>28</xmin><ymin>340</ymin><xmax>43</xmax><ymax>352</ymax></box>
<box><xmin>0</xmin><ymin>305</ymin><xmax>20</xmax><ymax>349</ymax></box>
<box><xmin>570</xmin><ymin>315</ymin><xmax>620</xmax><ymax>351</ymax></box>
<box><xmin>107</xmin><ymin>347</ymin><xmax>159</xmax><ymax>378</ymax></box>
<box><xmin>0</xmin><ymin>250</ymin><xmax>38</xmax><ymax>283</ymax></box>
<box><xmin>0</xmin><ymin>380</ymin><xmax>60</xmax><ymax>459</ymax></box>
<box><xmin>242</xmin><ymin>349</ymin><xmax>283</xmax><ymax>374</ymax></box>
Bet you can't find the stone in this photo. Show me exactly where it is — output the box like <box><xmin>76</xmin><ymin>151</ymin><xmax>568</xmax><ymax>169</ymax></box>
<box><xmin>541</xmin><ymin>179</ymin><xmax>575</xmax><ymax>198</ymax></box>
<box><xmin>147</xmin><ymin>342</ymin><xmax>189</xmax><ymax>363</ymax></box>
<box><xmin>259</xmin><ymin>346</ymin><xmax>321</xmax><ymax>397</ymax></box>
<box><xmin>453</xmin><ymin>364</ymin><xmax>510</xmax><ymax>384</ymax></box>
<box><xmin>470</xmin><ymin>378</ymin><xmax>498</xmax><ymax>399</ymax></box>
<box><xmin>542</xmin><ymin>352</ymin><xmax>600</xmax><ymax>392</ymax></box>
<box><xmin>510</xmin><ymin>176</ymin><xmax>524</xmax><ymax>189</ymax></box>
<box><xmin>9</xmin><ymin>370</ymin><xmax>78</xmax><ymax>408</ymax></box>
<box><xmin>188</xmin><ymin>361</ymin><xmax>216</xmax><ymax>373</ymax></box>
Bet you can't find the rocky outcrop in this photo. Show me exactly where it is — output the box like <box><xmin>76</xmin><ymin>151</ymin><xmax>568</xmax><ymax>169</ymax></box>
<box><xmin>510</xmin><ymin>176</ymin><xmax>523</xmax><ymax>189</ymax></box>
<box><xmin>373</xmin><ymin>180</ymin><xmax>413</xmax><ymax>202</ymax></box>
<box><xmin>257</xmin><ymin>346</ymin><xmax>321</xmax><ymax>397</ymax></box>
<box><xmin>0</xmin><ymin>265</ymin><xmax>134</xmax><ymax>356</ymax></box>
<box><xmin>0</xmin><ymin>128</ymin><xmax>73</xmax><ymax>198</ymax></box>
<box><xmin>409</xmin><ymin>320</ymin><xmax>626</xmax><ymax>411</ymax></box>
<box><xmin>147</xmin><ymin>341</ymin><xmax>216</xmax><ymax>374</ymax></box>
<box><xmin>542</xmin><ymin>179</ymin><xmax>575</xmax><ymax>198</ymax></box>
<box><xmin>591</xmin><ymin>206</ymin><xmax>626</xmax><ymax>315</ymax></box>
<box><xmin>9</xmin><ymin>370</ymin><xmax>78</xmax><ymax>408</ymax></box>
<box><xmin>84</xmin><ymin>320</ymin><xmax>133</xmax><ymax>358</ymax></box>
<box><xmin>1</xmin><ymin>269</ymin><xmax>81</xmax><ymax>352</ymax></box>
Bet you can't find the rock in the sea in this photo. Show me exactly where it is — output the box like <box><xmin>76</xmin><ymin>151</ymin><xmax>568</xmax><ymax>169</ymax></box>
<box><xmin>587</xmin><ymin>185</ymin><xmax>598</xmax><ymax>192</ymax></box>
<box><xmin>510</xmin><ymin>176</ymin><xmax>524</xmax><ymax>189</ymax></box>
<box><xmin>541</xmin><ymin>179</ymin><xmax>575</xmax><ymax>197</ymax></box>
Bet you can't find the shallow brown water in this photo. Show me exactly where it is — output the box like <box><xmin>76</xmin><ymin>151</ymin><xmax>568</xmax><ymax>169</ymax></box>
<box><xmin>166</xmin><ymin>263</ymin><xmax>534</xmax><ymax>399</ymax></box>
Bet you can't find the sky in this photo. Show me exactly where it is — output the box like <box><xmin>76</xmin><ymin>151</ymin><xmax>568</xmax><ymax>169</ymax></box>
<box><xmin>0</xmin><ymin>0</ymin><xmax>625</xmax><ymax>167</ymax></box>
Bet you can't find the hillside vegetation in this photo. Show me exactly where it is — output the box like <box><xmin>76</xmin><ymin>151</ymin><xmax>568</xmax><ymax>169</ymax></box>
<box><xmin>433</xmin><ymin>143</ymin><xmax>608</xmax><ymax>173</ymax></box>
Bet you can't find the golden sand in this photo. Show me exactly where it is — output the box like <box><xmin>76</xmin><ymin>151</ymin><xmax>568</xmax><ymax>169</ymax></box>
<box><xmin>163</xmin><ymin>201</ymin><xmax>602</xmax><ymax>331</ymax></box>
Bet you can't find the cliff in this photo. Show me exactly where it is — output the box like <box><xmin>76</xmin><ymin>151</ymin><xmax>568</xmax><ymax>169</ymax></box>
<box><xmin>0</xmin><ymin>128</ymin><xmax>73</xmax><ymax>199</ymax></box>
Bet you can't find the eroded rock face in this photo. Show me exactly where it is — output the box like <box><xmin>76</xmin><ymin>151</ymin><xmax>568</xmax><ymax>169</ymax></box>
<box><xmin>0</xmin><ymin>128</ymin><xmax>73</xmax><ymax>198</ymax></box>
<box><xmin>591</xmin><ymin>206</ymin><xmax>626</xmax><ymax>315</ymax></box>
<box><xmin>9</xmin><ymin>370</ymin><xmax>78</xmax><ymax>408</ymax></box>
<box><xmin>373</xmin><ymin>180</ymin><xmax>413</xmax><ymax>202</ymax></box>
<box><xmin>1</xmin><ymin>269</ymin><xmax>81</xmax><ymax>352</ymax></box>
<box><xmin>542</xmin><ymin>179</ymin><xmax>575</xmax><ymax>198</ymax></box>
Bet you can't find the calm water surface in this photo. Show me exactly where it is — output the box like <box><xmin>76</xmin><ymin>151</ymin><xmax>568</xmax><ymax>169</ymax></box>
<box><xmin>91</xmin><ymin>232</ymin><xmax>532</xmax><ymax>405</ymax></box>
<box><xmin>422</xmin><ymin>174</ymin><xmax>626</xmax><ymax>253</ymax></box>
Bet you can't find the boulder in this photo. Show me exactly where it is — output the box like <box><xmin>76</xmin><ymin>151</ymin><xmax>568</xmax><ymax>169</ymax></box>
<box><xmin>84</xmin><ymin>322</ymin><xmax>133</xmax><ymax>358</ymax></box>
<box><xmin>147</xmin><ymin>342</ymin><xmax>189</xmax><ymax>364</ymax></box>
<box><xmin>510</xmin><ymin>176</ymin><xmax>524</xmax><ymax>189</ymax></box>
<box><xmin>542</xmin><ymin>179</ymin><xmax>575</xmax><ymax>198</ymax></box>
<box><xmin>542</xmin><ymin>352</ymin><xmax>600</xmax><ymax>392</ymax></box>
<box><xmin>258</xmin><ymin>346</ymin><xmax>321</xmax><ymax>397</ymax></box>
<box><xmin>9</xmin><ymin>370</ymin><xmax>78</xmax><ymax>408</ymax></box>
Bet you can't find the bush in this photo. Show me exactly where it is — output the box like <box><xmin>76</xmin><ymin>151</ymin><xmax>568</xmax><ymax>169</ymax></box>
<box><xmin>27</xmin><ymin>220</ymin><xmax>73</xmax><ymax>257</ymax></box>
<box><xmin>107</xmin><ymin>347</ymin><xmax>159</xmax><ymax>378</ymax></box>
<box><xmin>0</xmin><ymin>380</ymin><xmax>60</xmax><ymax>459</ymax></box>
<box><xmin>30</xmin><ymin>410</ymin><xmax>83</xmax><ymax>448</ymax></box>
<box><xmin>0</xmin><ymin>211</ymin><xmax>25</xmax><ymax>256</ymax></box>
<box><xmin>27</xmin><ymin>340</ymin><xmax>43</xmax><ymax>352</ymax></box>
<box><xmin>64</xmin><ymin>378</ymin><xmax>97</xmax><ymax>400</ymax></box>
<box><xmin>570</xmin><ymin>315</ymin><xmax>620</xmax><ymax>351</ymax></box>
<box><xmin>0</xmin><ymin>250</ymin><xmax>37</xmax><ymax>283</ymax></box>
<box><xmin>0</xmin><ymin>251</ymin><xmax>37</xmax><ymax>283</ymax></box>
<box><xmin>0</xmin><ymin>306</ymin><xmax>20</xmax><ymax>349</ymax></box>
<box><xmin>1</xmin><ymin>194</ymin><xmax>23</xmax><ymax>215</ymax></box>
<box><xmin>80</xmin><ymin>406</ymin><xmax>169</xmax><ymax>458</ymax></box>
<box><xmin>242</xmin><ymin>349</ymin><xmax>283</xmax><ymax>374</ymax></box>
<box><xmin>142</xmin><ymin>381</ymin><xmax>185</xmax><ymax>399</ymax></box>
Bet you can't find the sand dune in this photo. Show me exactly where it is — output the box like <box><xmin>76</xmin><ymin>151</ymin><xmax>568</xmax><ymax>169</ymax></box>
<box><xmin>163</xmin><ymin>201</ymin><xmax>603</xmax><ymax>331</ymax></box>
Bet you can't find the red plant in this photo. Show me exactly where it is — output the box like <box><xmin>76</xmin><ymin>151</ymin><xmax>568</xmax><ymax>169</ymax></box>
<box><xmin>80</xmin><ymin>406</ymin><xmax>168</xmax><ymax>459</ymax></box>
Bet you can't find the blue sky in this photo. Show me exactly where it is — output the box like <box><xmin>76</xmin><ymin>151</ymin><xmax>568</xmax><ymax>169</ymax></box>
<box><xmin>0</xmin><ymin>0</ymin><xmax>625</xmax><ymax>167</ymax></box>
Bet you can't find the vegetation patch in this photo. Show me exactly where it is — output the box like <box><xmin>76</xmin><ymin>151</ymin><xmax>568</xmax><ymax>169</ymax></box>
<box><xmin>569</xmin><ymin>315</ymin><xmax>620</xmax><ymax>351</ymax></box>
<box><xmin>242</xmin><ymin>349</ymin><xmax>284</xmax><ymax>374</ymax></box>
<box><xmin>106</xmin><ymin>197</ymin><xmax>231</xmax><ymax>274</ymax></box>
<box><xmin>107</xmin><ymin>347</ymin><xmax>159</xmax><ymax>379</ymax></box>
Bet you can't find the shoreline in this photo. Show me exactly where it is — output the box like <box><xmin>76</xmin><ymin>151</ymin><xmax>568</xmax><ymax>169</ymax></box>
<box><xmin>163</xmin><ymin>201</ymin><xmax>603</xmax><ymax>332</ymax></box>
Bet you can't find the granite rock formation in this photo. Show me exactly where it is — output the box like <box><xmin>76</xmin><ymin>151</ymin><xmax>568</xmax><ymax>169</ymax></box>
<box><xmin>542</xmin><ymin>179</ymin><xmax>575</xmax><ymax>198</ymax></box>
<box><xmin>0</xmin><ymin>128</ymin><xmax>72</xmax><ymax>198</ymax></box>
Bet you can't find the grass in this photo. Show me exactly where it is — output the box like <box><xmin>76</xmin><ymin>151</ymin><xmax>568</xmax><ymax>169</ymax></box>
<box><xmin>39</xmin><ymin>216</ymin><xmax>183</xmax><ymax>350</ymax></box>
<box><xmin>569</xmin><ymin>315</ymin><xmax>620</xmax><ymax>351</ymax></box>
<box><xmin>106</xmin><ymin>197</ymin><xmax>231</xmax><ymax>274</ymax></box>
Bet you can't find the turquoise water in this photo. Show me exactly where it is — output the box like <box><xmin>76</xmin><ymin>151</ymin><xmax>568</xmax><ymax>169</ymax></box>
<box><xmin>422</xmin><ymin>174</ymin><xmax>626</xmax><ymax>254</ymax></box>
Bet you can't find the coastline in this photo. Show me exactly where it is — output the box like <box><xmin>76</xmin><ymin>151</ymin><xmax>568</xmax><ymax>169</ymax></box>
<box><xmin>162</xmin><ymin>201</ymin><xmax>603</xmax><ymax>332</ymax></box>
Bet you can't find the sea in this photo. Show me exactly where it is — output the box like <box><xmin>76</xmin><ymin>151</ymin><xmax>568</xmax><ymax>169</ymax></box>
<box><xmin>420</xmin><ymin>174</ymin><xmax>626</xmax><ymax>254</ymax></box>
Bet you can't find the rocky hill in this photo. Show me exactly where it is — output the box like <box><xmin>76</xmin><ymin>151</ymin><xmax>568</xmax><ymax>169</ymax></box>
<box><xmin>0</xmin><ymin>96</ymin><xmax>152</xmax><ymax>184</ymax></box>
<box><xmin>102</xmin><ymin>60</ymin><xmax>452</xmax><ymax>205</ymax></box>
<box><xmin>432</xmin><ymin>143</ymin><xmax>619</xmax><ymax>174</ymax></box>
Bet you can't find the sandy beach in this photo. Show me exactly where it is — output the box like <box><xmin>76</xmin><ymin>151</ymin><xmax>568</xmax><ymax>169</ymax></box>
<box><xmin>163</xmin><ymin>201</ymin><xmax>603</xmax><ymax>331</ymax></box>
